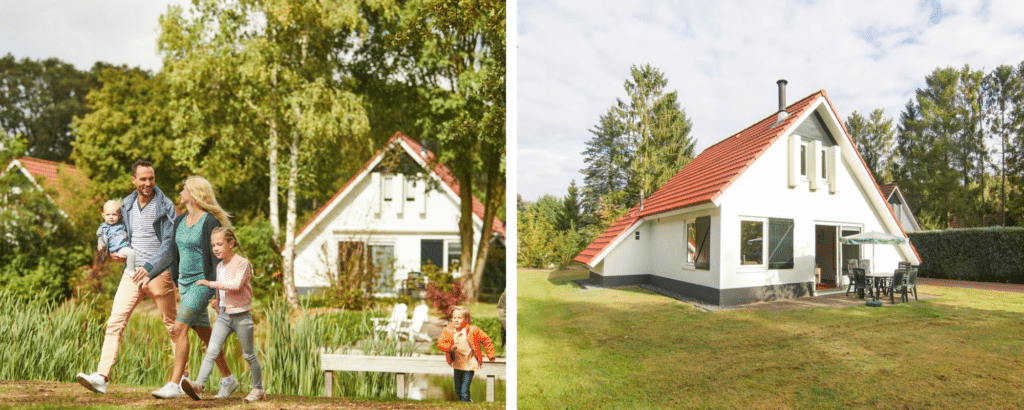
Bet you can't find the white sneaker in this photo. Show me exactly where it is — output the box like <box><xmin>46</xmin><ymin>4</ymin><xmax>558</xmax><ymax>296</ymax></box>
<box><xmin>215</xmin><ymin>376</ymin><xmax>239</xmax><ymax>399</ymax></box>
<box><xmin>151</xmin><ymin>382</ymin><xmax>183</xmax><ymax>399</ymax></box>
<box><xmin>180</xmin><ymin>377</ymin><xmax>203</xmax><ymax>401</ymax></box>
<box><xmin>243</xmin><ymin>388</ymin><xmax>265</xmax><ymax>402</ymax></box>
<box><xmin>76</xmin><ymin>372</ymin><xmax>107</xmax><ymax>394</ymax></box>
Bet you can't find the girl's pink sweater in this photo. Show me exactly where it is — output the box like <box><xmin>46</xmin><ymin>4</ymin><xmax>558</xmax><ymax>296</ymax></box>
<box><xmin>208</xmin><ymin>254</ymin><xmax>253</xmax><ymax>313</ymax></box>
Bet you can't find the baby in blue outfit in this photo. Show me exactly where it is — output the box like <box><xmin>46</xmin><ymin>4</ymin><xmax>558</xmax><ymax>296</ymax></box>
<box><xmin>96</xmin><ymin>200</ymin><xmax>134</xmax><ymax>275</ymax></box>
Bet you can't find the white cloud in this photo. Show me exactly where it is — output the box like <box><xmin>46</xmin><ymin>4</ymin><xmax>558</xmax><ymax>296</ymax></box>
<box><xmin>0</xmin><ymin>1</ymin><xmax>188</xmax><ymax>71</ymax></box>
<box><xmin>517</xmin><ymin>0</ymin><xmax>1024</xmax><ymax>200</ymax></box>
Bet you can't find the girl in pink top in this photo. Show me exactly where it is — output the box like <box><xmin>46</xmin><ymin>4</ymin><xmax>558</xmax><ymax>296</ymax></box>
<box><xmin>180</xmin><ymin>227</ymin><xmax>264</xmax><ymax>402</ymax></box>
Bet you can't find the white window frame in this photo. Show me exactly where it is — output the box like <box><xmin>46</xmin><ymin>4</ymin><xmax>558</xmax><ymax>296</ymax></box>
<box><xmin>383</xmin><ymin>175</ymin><xmax>394</xmax><ymax>201</ymax></box>
<box><xmin>799</xmin><ymin>142</ymin><xmax>809</xmax><ymax>179</ymax></box>
<box><xmin>820</xmin><ymin>147</ymin><xmax>829</xmax><ymax>182</ymax></box>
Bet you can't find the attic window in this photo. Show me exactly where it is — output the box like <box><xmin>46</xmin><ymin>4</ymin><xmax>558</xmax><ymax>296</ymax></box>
<box><xmin>635</xmin><ymin>231</ymin><xmax>640</xmax><ymax>240</ymax></box>
<box><xmin>821</xmin><ymin>149</ymin><xmax>828</xmax><ymax>180</ymax></box>
<box><xmin>800</xmin><ymin>143</ymin><xmax>808</xmax><ymax>176</ymax></box>
<box><xmin>383</xmin><ymin>176</ymin><xmax>394</xmax><ymax>201</ymax></box>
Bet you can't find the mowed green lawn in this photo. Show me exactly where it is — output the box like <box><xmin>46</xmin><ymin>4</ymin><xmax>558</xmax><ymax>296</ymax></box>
<box><xmin>519</xmin><ymin>268</ymin><xmax>1024</xmax><ymax>409</ymax></box>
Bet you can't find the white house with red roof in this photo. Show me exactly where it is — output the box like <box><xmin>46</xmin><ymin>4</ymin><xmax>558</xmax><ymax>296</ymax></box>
<box><xmin>2</xmin><ymin>156</ymin><xmax>87</xmax><ymax>215</ymax></box>
<box><xmin>575</xmin><ymin>81</ymin><xmax>920</xmax><ymax>306</ymax></box>
<box><xmin>292</xmin><ymin>132</ymin><xmax>506</xmax><ymax>295</ymax></box>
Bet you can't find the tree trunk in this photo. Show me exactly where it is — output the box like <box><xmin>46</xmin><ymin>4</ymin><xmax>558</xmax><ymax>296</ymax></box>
<box><xmin>269</xmin><ymin>123</ymin><xmax>280</xmax><ymax>240</ymax></box>
<box><xmin>470</xmin><ymin>149</ymin><xmax>503</xmax><ymax>301</ymax></box>
<box><xmin>457</xmin><ymin>165</ymin><xmax>476</xmax><ymax>299</ymax></box>
<box><xmin>282</xmin><ymin>126</ymin><xmax>300</xmax><ymax>311</ymax></box>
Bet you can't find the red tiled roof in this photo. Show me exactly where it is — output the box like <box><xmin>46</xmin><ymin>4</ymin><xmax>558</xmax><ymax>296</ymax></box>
<box><xmin>879</xmin><ymin>183</ymin><xmax>897</xmax><ymax>201</ymax></box>
<box><xmin>295</xmin><ymin>132</ymin><xmax>506</xmax><ymax>241</ymax></box>
<box><xmin>574</xmin><ymin>91</ymin><xmax>823</xmax><ymax>266</ymax></box>
<box><xmin>573</xmin><ymin>203</ymin><xmax>641</xmax><ymax>266</ymax></box>
<box><xmin>16</xmin><ymin>156</ymin><xmax>81</xmax><ymax>186</ymax></box>
<box><xmin>575</xmin><ymin>90</ymin><xmax>921</xmax><ymax>267</ymax></box>
<box><xmin>7</xmin><ymin>157</ymin><xmax>88</xmax><ymax>212</ymax></box>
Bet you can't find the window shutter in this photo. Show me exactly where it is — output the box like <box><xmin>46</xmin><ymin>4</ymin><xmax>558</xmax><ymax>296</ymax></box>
<box><xmin>828</xmin><ymin>146</ymin><xmax>838</xmax><ymax>193</ymax></box>
<box><xmin>788</xmin><ymin>135</ymin><xmax>798</xmax><ymax>188</ymax></box>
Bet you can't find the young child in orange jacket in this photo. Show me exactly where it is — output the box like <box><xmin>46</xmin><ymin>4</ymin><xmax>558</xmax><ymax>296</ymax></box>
<box><xmin>436</xmin><ymin>305</ymin><xmax>496</xmax><ymax>402</ymax></box>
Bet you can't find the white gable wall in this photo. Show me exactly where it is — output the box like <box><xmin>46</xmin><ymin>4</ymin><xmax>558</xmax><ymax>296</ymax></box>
<box><xmin>716</xmin><ymin>102</ymin><xmax>917</xmax><ymax>291</ymax></box>
<box><xmin>294</xmin><ymin>169</ymin><xmax>482</xmax><ymax>291</ymax></box>
<box><xmin>599</xmin><ymin>220</ymin><xmax>651</xmax><ymax>280</ymax></box>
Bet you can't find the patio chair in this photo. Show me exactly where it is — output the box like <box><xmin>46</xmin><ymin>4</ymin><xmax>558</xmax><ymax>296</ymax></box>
<box><xmin>906</xmin><ymin>266</ymin><xmax>919</xmax><ymax>301</ymax></box>
<box><xmin>859</xmin><ymin>259</ymin><xmax>871</xmax><ymax>274</ymax></box>
<box><xmin>852</xmin><ymin>268</ymin><xmax>872</xmax><ymax>299</ymax></box>
<box><xmin>888</xmin><ymin>268</ymin><xmax>908</xmax><ymax>304</ymax></box>
<box><xmin>371</xmin><ymin>303</ymin><xmax>408</xmax><ymax>340</ymax></box>
<box><xmin>845</xmin><ymin>259</ymin><xmax>860</xmax><ymax>296</ymax></box>
<box><xmin>399</xmin><ymin>303</ymin><xmax>433</xmax><ymax>342</ymax></box>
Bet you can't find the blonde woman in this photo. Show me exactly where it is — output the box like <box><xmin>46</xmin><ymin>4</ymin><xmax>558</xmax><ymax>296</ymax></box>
<box><xmin>146</xmin><ymin>176</ymin><xmax>238</xmax><ymax>399</ymax></box>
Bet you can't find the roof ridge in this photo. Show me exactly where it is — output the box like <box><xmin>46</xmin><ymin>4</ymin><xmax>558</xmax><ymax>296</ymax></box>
<box><xmin>701</xmin><ymin>90</ymin><xmax>824</xmax><ymax>153</ymax></box>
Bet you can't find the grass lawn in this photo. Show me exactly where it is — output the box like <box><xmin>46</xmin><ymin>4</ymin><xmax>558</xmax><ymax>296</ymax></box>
<box><xmin>519</xmin><ymin>268</ymin><xmax>1024</xmax><ymax>409</ymax></box>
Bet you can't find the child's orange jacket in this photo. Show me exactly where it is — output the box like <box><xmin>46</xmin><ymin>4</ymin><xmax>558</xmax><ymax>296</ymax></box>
<box><xmin>437</xmin><ymin>325</ymin><xmax>496</xmax><ymax>366</ymax></box>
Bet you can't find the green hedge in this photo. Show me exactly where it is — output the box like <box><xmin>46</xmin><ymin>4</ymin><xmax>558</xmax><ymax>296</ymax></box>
<box><xmin>908</xmin><ymin>227</ymin><xmax>1024</xmax><ymax>283</ymax></box>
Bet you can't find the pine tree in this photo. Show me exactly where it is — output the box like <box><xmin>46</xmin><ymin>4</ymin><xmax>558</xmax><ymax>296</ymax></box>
<box><xmin>581</xmin><ymin>106</ymin><xmax>629</xmax><ymax>212</ymax></box>
<box><xmin>846</xmin><ymin>109</ymin><xmax>896</xmax><ymax>183</ymax></box>
<box><xmin>983</xmin><ymin>64</ymin><xmax>1023</xmax><ymax>226</ymax></box>
<box><xmin>580</xmin><ymin>63</ymin><xmax>695</xmax><ymax>212</ymax></box>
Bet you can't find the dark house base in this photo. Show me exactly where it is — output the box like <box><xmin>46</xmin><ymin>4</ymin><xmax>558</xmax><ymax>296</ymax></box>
<box><xmin>589</xmin><ymin>271</ymin><xmax>813</xmax><ymax>306</ymax></box>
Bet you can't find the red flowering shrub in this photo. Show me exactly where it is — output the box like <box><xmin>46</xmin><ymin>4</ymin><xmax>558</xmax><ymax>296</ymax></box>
<box><xmin>422</xmin><ymin>262</ymin><xmax>466</xmax><ymax>319</ymax></box>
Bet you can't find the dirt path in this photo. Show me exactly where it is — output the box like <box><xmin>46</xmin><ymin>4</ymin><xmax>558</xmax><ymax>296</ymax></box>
<box><xmin>0</xmin><ymin>380</ymin><xmax>503</xmax><ymax>409</ymax></box>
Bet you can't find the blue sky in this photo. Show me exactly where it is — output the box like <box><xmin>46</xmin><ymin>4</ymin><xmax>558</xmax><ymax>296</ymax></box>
<box><xmin>516</xmin><ymin>0</ymin><xmax>1024</xmax><ymax>201</ymax></box>
<box><xmin>0</xmin><ymin>1</ymin><xmax>187</xmax><ymax>72</ymax></box>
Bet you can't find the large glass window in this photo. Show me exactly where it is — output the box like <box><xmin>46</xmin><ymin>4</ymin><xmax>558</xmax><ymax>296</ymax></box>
<box><xmin>740</xmin><ymin>220</ymin><xmax>764</xmax><ymax>265</ymax></box>
<box><xmin>447</xmin><ymin>241</ymin><xmax>462</xmax><ymax>272</ymax></box>
<box><xmin>694</xmin><ymin>216</ymin><xmax>711</xmax><ymax>270</ymax></box>
<box><xmin>768</xmin><ymin>218</ymin><xmax>794</xmax><ymax>269</ymax></box>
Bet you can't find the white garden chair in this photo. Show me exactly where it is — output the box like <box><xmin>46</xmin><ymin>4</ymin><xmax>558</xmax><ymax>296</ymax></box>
<box><xmin>371</xmin><ymin>303</ymin><xmax>408</xmax><ymax>340</ymax></box>
<box><xmin>400</xmin><ymin>304</ymin><xmax>433</xmax><ymax>342</ymax></box>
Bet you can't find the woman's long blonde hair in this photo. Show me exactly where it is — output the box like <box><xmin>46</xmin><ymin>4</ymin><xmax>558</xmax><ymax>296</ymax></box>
<box><xmin>184</xmin><ymin>176</ymin><xmax>231</xmax><ymax>229</ymax></box>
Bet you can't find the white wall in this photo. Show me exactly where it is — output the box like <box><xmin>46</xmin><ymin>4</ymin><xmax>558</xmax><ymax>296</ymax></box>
<box><xmin>715</xmin><ymin>102</ymin><xmax>916</xmax><ymax>291</ymax></box>
<box><xmin>600</xmin><ymin>220</ymin><xmax>650</xmax><ymax>278</ymax></box>
<box><xmin>646</xmin><ymin>208</ymin><xmax>721</xmax><ymax>289</ymax></box>
<box><xmin>294</xmin><ymin>169</ymin><xmax>482</xmax><ymax>290</ymax></box>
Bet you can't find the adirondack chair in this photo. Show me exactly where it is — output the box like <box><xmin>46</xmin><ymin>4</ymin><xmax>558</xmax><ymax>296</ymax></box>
<box><xmin>372</xmin><ymin>303</ymin><xmax>408</xmax><ymax>340</ymax></box>
<box><xmin>400</xmin><ymin>304</ymin><xmax>433</xmax><ymax>342</ymax></box>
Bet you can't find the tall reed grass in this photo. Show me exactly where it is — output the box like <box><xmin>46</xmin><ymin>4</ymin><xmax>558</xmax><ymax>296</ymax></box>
<box><xmin>0</xmin><ymin>291</ymin><xmax>410</xmax><ymax>400</ymax></box>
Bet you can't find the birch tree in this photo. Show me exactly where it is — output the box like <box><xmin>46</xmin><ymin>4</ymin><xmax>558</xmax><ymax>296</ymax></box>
<box><xmin>159</xmin><ymin>0</ymin><xmax>371</xmax><ymax>309</ymax></box>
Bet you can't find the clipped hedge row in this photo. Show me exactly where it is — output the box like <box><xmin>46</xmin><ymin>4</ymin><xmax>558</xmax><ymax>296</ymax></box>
<box><xmin>908</xmin><ymin>227</ymin><xmax>1024</xmax><ymax>283</ymax></box>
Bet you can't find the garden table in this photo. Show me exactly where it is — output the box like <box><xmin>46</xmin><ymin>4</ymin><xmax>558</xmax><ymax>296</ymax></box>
<box><xmin>866</xmin><ymin>272</ymin><xmax>894</xmax><ymax>298</ymax></box>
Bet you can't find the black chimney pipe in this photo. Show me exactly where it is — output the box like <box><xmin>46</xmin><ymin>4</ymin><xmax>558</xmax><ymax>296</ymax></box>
<box><xmin>777</xmin><ymin>79</ymin><xmax>788</xmax><ymax>112</ymax></box>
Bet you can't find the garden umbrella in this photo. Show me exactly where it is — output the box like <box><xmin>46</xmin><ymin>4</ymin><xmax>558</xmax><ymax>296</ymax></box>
<box><xmin>839</xmin><ymin>231</ymin><xmax>908</xmax><ymax>272</ymax></box>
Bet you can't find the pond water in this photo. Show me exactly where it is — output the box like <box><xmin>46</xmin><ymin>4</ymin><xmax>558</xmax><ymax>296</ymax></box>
<box><xmin>408</xmin><ymin>374</ymin><xmax>506</xmax><ymax>402</ymax></box>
